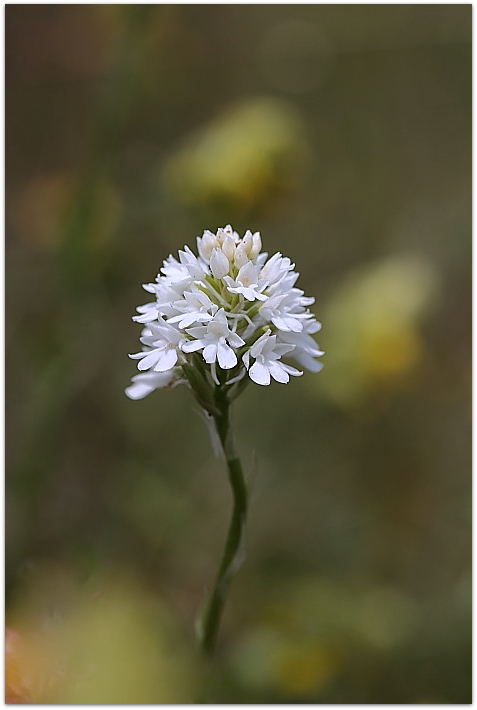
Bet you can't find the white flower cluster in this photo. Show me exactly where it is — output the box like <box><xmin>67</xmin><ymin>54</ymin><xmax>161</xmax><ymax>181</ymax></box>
<box><xmin>126</xmin><ymin>226</ymin><xmax>323</xmax><ymax>400</ymax></box>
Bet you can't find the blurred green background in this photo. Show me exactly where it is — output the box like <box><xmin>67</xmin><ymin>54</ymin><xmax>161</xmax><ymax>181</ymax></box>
<box><xmin>6</xmin><ymin>4</ymin><xmax>471</xmax><ymax>704</ymax></box>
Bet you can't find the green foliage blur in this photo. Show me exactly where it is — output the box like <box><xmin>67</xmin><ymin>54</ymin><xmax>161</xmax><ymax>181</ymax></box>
<box><xmin>6</xmin><ymin>5</ymin><xmax>471</xmax><ymax>704</ymax></box>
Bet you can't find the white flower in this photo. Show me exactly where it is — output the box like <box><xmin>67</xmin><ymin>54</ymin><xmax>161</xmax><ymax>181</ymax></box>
<box><xmin>278</xmin><ymin>321</ymin><xmax>325</xmax><ymax>373</ymax></box>
<box><xmin>224</xmin><ymin>261</ymin><xmax>268</xmax><ymax>302</ymax></box>
<box><xmin>159</xmin><ymin>255</ymin><xmax>192</xmax><ymax>287</ymax></box>
<box><xmin>182</xmin><ymin>309</ymin><xmax>245</xmax><ymax>370</ymax></box>
<box><xmin>259</xmin><ymin>252</ymin><xmax>294</xmax><ymax>285</ymax></box>
<box><xmin>243</xmin><ymin>330</ymin><xmax>302</xmax><ymax>385</ymax></box>
<box><xmin>258</xmin><ymin>290</ymin><xmax>314</xmax><ymax>332</ymax></box>
<box><xmin>125</xmin><ymin>370</ymin><xmax>183</xmax><ymax>400</ymax></box>
<box><xmin>129</xmin><ymin>320</ymin><xmax>186</xmax><ymax>372</ymax></box>
<box><xmin>132</xmin><ymin>301</ymin><xmax>159</xmax><ymax>324</ymax></box>
<box><xmin>177</xmin><ymin>245</ymin><xmax>208</xmax><ymax>281</ymax></box>
<box><xmin>167</xmin><ymin>287</ymin><xmax>218</xmax><ymax>329</ymax></box>
<box><xmin>126</xmin><ymin>225</ymin><xmax>324</xmax><ymax>399</ymax></box>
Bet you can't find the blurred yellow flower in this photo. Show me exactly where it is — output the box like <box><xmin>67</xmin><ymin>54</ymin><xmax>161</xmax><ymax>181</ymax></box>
<box><xmin>6</xmin><ymin>565</ymin><xmax>199</xmax><ymax>704</ymax></box>
<box><xmin>230</xmin><ymin>626</ymin><xmax>340</xmax><ymax>699</ymax></box>
<box><xmin>318</xmin><ymin>254</ymin><xmax>440</xmax><ymax>409</ymax></box>
<box><xmin>272</xmin><ymin>640</ymin><xmax>339</xmax><ymax>697</ymax></box>
<box><xmin>161</xmin><ymin>97</ymin><xmax>308</xmax><ymax>218</ymax></box>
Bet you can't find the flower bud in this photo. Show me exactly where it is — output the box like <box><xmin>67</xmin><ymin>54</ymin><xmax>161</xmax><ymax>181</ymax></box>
<box><xmin>198</xmin><ymin>230</ymin><xmax>218</xmax><ymax>261</ymax></box>
<box><xmin>242</xmin><ymin>230</ymin><xmax>253</xmax><ymax>255</ymax></box>
<box><xmin>221</xmin><ymin>234</ymin><xmax>236</xmax><ymax>261</ymax></box>
<box><xmin>251</xmin><ymin>232</ymin><xmax>262</xmax><ymax>258</ymax></box>
<box><xmin>234</xmin><ymin>243</ymin><xmax>249</xmax><ymax>268</ymax></box>
<box><xmin>210</xmin><ymin>247</ymin><xmax>230</xmax><ymax>278</ymax></box>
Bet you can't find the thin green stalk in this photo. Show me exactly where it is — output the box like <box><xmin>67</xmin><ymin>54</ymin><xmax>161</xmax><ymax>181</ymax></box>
<box><xmin>198</xmin><ymin>391</ymin><xmax>248</xmax><ymax>655</ymax></box>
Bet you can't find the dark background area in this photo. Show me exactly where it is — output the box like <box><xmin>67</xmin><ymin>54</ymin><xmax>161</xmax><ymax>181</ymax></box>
<box><xmin>6</xmin><ymin>5</ymin><xmax>471</xmax><ymax>703</ymax></box>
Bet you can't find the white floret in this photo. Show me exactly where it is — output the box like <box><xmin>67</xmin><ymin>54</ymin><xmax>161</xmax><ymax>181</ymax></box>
<box><xmin>182</xmin><ymin>309</ymin><xmax>245</xmax><ymax>370</ymax></box>
<box><xmin>243</xmin><ymin>330</ymin><xmax>302</xmax><ymax>386</ymax></box>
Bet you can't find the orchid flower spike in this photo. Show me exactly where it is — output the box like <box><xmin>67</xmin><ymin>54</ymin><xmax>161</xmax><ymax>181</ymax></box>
<box><xmin>126</xmin><ymin>226</ymin><xmax>324</xmax><ymax>405</ymax></box>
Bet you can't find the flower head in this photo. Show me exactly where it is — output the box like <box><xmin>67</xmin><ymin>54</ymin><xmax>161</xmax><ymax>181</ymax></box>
<box><xmin>126</xmin><ymin>226</ymin><xmax>323</xmax><ymax>401</ymax></box>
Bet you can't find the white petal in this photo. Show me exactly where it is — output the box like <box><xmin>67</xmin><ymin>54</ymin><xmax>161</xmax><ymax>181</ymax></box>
<box><xmin>281</xmin><ymin>362</ymin><xmax>303</xmax><ymax>377</ymax></box>
<box><xmin>129</xmin><ymin>351</ymin><xmax>149</xmax><ymax>360</ymax></box>
<box><xmin>212</xmin><ymin>308</ymin><xmax>229</xmax><ymax>331</ymax></box>
<box><xmin>125</xmin><ymin>381</ymin><xmax>155</xmax><ymax>400</ymax></box>
<box><xmin>225</xmin><ymin>285</ymin><xmax>243</xmax><ymax>296</ymax></box>
<box><xmin>272</xmin><ymin>315</ymin><xmax>301</xmax><ymax>332</ymax></box>
<box><xmin>137</xmin><ymin>350</ymin><xmax>162</xmax><ymax>371</ymax></box>
<box><xmin>217</xmin><ymin>341</ymin><xmax>237</xmax><ymax>369</ymax></box>
<box><xmin>241</xmin><ymin>287</ymin><xmax>259</xmax><ymax>301</ymax></box>
<box><xmin>249</xmin><ymin>360</ymin><xmax>271</xmax><ymax>386</ymax></box>
<box><xmin>154</xmin><ymin>347</ymin><xmax>178</xmax><ymax>372</ymax></box>
<box><xmin>284</xmin><ymin>317</ymin><xmax>303</xmax><ymax>332</ymax></box>
<box><xmin>237</xmin><ymin>261</ymin><xmax>256</xmax><ymax>282</ymax></box>
<box><xmin>167</xmin><ymin>313</ymin><xmax>186</xmax><ymax>324</ymax></box>
<box><xmin>181</xmin><ymin>339</ymin><xmax>205</xmax><ymax>353</ymax></box>
<box><xmin>133</xmin><ymin>312</ymin><xmax>158</xmax><ymax>323</ymax></box>
<box><xmin>268</xmin><ymin>360</ymin><xmax>289</xmax><ymax>383</ymax></box>
<box><xmin>293</xmin><ymin>353</ymin><xmax>324</xmax><ymax>373</ymax></box>
<box><xmin>177</xmin><ymin>313</ymin><xmax>199</xmax><ymax>328</ymax></box>
<box><xmin>186</xmin><ymin>326</ymin><xmax>208</xmax><ymax>338</ymax></box>
<box><xmin>203</xmin><ymin>343</ymin><xmax>218</xmax><ymax>363</ymax></box>
<box><xmin>228</xmin><ymin>331</ymin><xmax>245</xmax><ymax>348</ymax></box>
<box><xmin>125</xmin><ymin>371</ymin><xmax>175</xmax><ymax>399</ymax></box>
<box><xmin>307</xmin><ymin>320</ymin><xmax>322</xmax><ymax>334</ymax></box>
<box><xmin>250</xmin><ymin>331</ymin><xmax>271</xmax><ymax>358</ymax></box>
<box><xmin>274</xmin><ymin>343</ymin><xmax>295</xmax><ymax>357</ymax></box>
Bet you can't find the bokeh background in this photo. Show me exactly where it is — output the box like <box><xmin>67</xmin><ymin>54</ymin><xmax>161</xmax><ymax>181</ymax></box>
<box><xmin>6</xmin><ymin>4</ymin><xmax>471</xmax><ymax>704</ymax></box>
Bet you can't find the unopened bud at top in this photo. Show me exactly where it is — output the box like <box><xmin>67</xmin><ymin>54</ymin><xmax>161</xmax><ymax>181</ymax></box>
<box><xmin>251</xmin><ymin>232</ymin><xmax>262</xmax><ymax>258</ymax></box>
<box><xmin>233</xmin><ymin>243</ymin><xmax>248</xmax><ymax>269</ymax></box>
<box><xmin>242</xmin><ymin>230</ymin><xmax>262</xmax><ymax>259</ymax></box>
<box><xmin>210</xmin><ymin>247</ymin><xmax>230</xmax><ymax>279</ymax></box>
<box><xmin>198</xmin><ymin>230</ymin><xmax>219</xmax><ymax>261</ymax></box>
<box><xmin>221</xmin><ymin>234</ymin><xmax>236</xmax><ymax>261</ymax></box>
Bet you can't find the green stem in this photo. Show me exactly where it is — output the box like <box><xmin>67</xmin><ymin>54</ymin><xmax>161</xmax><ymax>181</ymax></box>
<box><xmin>198</xmin><ymin>391</ymin><xmax>248</xmax><ymax>655</ymax></box>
